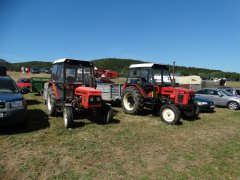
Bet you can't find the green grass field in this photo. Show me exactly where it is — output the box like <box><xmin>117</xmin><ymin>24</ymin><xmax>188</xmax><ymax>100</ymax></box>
<box><xmin>0</xmin><ymin>74</ymin><xmax>240</xmax><ymax>179</ymax></box>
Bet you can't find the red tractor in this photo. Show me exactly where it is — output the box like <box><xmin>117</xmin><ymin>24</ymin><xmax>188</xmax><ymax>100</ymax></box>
<box><xmin>46</xmin><ymin>59</ymin><xmax>113</xmax><ymax>128</ymax></box>
<box><xmin>121</xmin><ymin>63</ymin><xmax>198</xmax><ymax>124</ymax></box>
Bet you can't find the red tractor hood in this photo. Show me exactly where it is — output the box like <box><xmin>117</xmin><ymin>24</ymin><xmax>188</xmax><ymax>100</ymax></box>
<box><xmin>162</xmin><ymin>87</ymin><xmax>195</xmax><ymax>95</ymax></box>
<box><xmin>75</xmin><ymin>86</ymin><xmax>102</xmax><ymax>96</ymax></box>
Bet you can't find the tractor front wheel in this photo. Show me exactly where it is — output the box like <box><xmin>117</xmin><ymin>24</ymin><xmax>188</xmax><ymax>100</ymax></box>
<box><xmin>101</xmin><ymin>104</ymin><xmax>113</xmax><ymax>124</ymax></box>
<box><xmin>160</xmin><ymin>104</ymin><xmax>180</xmax><ymax>125</ymax></box>
<box><xmin>122</xmin><ymin>86</ymin><xmax>144</xmax><ymax>115</ymax></box>
<box><xmin>63</xmin><ymin>106</ymin><xmax>73</xmax><ymax>128</ymax></box>
<box><xmin>47</xmin><ymin>87</ymin><xmax>56</xmax><ymax>116</ymax></box>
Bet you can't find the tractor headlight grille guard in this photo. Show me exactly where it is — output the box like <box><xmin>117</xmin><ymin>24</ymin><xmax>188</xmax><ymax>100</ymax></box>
<box><xmin>189</xmin><ymin>95</ymin><xmax>195</xmax><ymax>104</ymax></box>
<box><xmin>65</xmin><ymin>85</ymin><xmax>73</xmax><ymax>100</ymax></box>
<box><xmin>88</xmin><ymin>96</ymin><xmax>102</xmax><ymax>105</ymax></box>
<box><xmin>178</xmin><ymin>95</ymin><xmax>184</xmax><ymax>103</ymax></box>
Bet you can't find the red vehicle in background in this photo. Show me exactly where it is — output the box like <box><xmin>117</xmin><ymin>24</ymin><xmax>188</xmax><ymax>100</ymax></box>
<box><xmin>95</xmin><ymin>69</ymin><xmax>118</xmax><ymax>78</ymax></box>
<box><xmin>16</xmin><ymin>78</ymin><xmax>31</xmax><ymax>92</ymax></box>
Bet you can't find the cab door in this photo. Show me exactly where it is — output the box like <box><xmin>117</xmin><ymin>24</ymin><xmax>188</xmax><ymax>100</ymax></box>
<box><xmin>53</xmin><ymin>63</ymin><xmax>65</xmax><ymax>100</ymax></box>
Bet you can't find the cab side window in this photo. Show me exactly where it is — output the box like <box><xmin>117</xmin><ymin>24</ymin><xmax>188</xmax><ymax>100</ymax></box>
<box><xmin>56</xmin><ymin>64</ymin><xmax>64</xmax><ymax>83</ymax></box>
<box><xmin>141</xmin><ymin>69</ymin><xmax>151</xmax><ymax>83</ymax></box>
<box><xmin>52</xmin><ymin>64</ymin><xmax>57</xmax><ymax>81</ymax></box>
<box><xmin>128</xmin><ymin>69</ymin><xmax>141</xmax><ymax>83</ymax></box>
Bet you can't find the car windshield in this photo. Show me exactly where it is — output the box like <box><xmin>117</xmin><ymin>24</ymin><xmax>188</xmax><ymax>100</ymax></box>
<box><xmin>0</xmin><ymin>79</ymin><xmax>19</xmax><ymax>93</ymax></box>
<box><xmin>65</xmin><ymin>64</ymin><xmax>95</xmax><ymax>86</ymax></box>
<box><xmin>221</xmin><ymin>90</ymin><xmax>234</xmax><ymax>96</ymax></box>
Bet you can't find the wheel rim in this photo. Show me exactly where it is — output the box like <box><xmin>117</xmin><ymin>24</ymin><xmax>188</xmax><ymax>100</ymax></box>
<box><xmin>123</xmin><ymin>92</ymin><xmax>135</xmax><ymax>111</ymax></box>
<box><xmin>47</xmin><ymin>94</ymin><xmax>52</xmax><ymax>111</ymax></box>
<box><xmin>63</xmin><ymin>108</ymin><xmax>68</xmax><ymax>128</ymax></box>
<box><xmin>229</xmin><ymin>102</ymin><xmax>238</xmax><ymax>110</ymax></box>
<box><xmin>162</xmin><ymin>108</ymin><xmax>175</xmax><ymax>122</ymax></box>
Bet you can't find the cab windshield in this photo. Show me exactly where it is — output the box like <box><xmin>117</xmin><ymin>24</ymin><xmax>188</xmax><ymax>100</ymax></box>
<box><xmin>153</xmin><ymin>68</ymin><xmax>172</xmax><ymax>86</ymax></box>
<box><xmin>65</xmin><ymin>64</ymin><xmax>95</xmax><ymax>87</ymax></box>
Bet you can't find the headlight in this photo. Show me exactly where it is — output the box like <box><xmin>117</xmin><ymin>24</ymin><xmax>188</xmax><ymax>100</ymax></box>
<box><xmin>197</xmin><ymin>101</ymin><xmax>208</xmax><ymax>105</ymax></box>
<box><xmin>89</xmin><ymin>97</ymin><xmax>94</xmax><ymax>102</ymax></box>
<box><xmin>11</xmin><ymin>100</ymin><xmax>23</xmax><ymax>108</ymax></box>
<box><xmin>96</xmin><ymin>97</ymin><xmax>101</xmax><ymax>101</ymax></box>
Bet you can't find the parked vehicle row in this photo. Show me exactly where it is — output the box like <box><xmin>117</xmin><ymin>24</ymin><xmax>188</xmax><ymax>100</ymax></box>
<box><xmin>195</xmin><ymin>88</ymin><xmax>240</xmax><ymax>110</ymax></box>
<box><xmin>31</xmin><ymin>67</ymin><xmax>51</xmax><ymax>74</ymax></box>
<box><xmin>1</xmin><ymin>59</ymin><xmax>240</xmax><ymax>128</ymax></box>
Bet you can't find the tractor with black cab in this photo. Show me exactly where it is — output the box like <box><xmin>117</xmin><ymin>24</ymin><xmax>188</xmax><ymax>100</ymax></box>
<box><xmin>121</xmin><ymin>63</ymin><xmax>198</xmax><ymax>125</ymax></box>
<box><xmin>45</xmin><ymin>59</ymin><xmax>113</xmax><ymax>128</ymax></box>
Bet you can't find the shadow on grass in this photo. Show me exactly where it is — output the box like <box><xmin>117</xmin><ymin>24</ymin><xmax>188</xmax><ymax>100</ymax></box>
<box><xmin>71</xmin><ymin>109</ymin><xmax>120</xmax><ymax>128</ymax></box>
<box><xmin>0</xmin><ymin>109</ymin><xmax>50</xmax><ymax>135</ymax></box>
<box><xmin>26</xmin><ymin>99</ymin><xmax>42</xmax><ymax>106</ymax></box>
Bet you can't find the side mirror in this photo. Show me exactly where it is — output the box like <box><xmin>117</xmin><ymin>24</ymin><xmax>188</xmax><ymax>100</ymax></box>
<box><xmin>218</xmin><ymin>94</ymin><xmax>223</xmax><ymax>97</ymax></box>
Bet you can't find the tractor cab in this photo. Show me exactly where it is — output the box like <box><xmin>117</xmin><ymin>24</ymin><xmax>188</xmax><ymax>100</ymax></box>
<box><xmin>50</xmin><ymin>59</ymin><xmax>96</xmax><ymax>102</ymax></box>
<box><xmin>126</xmin><ymin>63</ymin><xmax>173</xmax><ymax>98</ymax></box>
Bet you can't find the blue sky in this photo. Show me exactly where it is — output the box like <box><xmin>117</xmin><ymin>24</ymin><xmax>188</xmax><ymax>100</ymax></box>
<box><xmin>0</xmin><ymin>0</ymin><xmax>240</xmax><ymax>73</ymax></box>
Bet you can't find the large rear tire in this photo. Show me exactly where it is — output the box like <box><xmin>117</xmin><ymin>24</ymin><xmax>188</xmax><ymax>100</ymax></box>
<box><xmin>182</xmin><ymin>106</ymin><xmax>199</xmax><ymax>120</ymax></box>
<box><xmin>160</xmin><ymin>104</ymin><xmax>180</xmax><ymax>125</ymax></box>
<box><xmin>47</xmin><ymin>86</ymin><xmax>56</xmax><ymax>116</ymax></box>
<box><xmin>121</xmin><ymin>86</ymin><xmax>144</xmax><ymax>115</ymax></box>
<box><xmin>63</xmin><ymin>106</ymin><xmax>73</xmax><ymax>128</ymax></box>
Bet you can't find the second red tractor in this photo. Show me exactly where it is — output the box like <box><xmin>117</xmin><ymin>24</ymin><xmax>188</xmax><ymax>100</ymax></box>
<box><xmin>121</xmin><ymin>63</ymin><xmax>198</xmax><ymax>124</ymax></box>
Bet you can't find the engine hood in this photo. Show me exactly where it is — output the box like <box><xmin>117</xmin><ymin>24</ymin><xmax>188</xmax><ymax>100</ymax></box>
<box><xmin>162</xmin><ymin>87</ymin><xmax>195</xmax><ymax>95</ymax></box>
<box><xmin>75</xmin><ymin>86</ymin><xmax>102</xmax><ymax>96</ymax></box>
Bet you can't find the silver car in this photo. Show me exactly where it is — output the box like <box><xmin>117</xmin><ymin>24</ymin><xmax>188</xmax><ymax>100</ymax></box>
<box><xmin>195</xmin><ymin>88</ymin><xmax>240</xmax><ymax>110</ymax></box>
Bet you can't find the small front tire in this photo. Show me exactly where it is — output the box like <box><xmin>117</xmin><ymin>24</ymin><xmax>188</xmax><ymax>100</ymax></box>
<box><xmin>47</xmin><ymin>87</ymin><xmax>56</xmax><ymax>116</ymax></box>
<box><xmin>160</xmin><ymin>104</ymin><xmax>180</xmax><ymax>125</ymax></box>
<box><xmin>63</xmin><ymin>106</ymin><xmax>73</xmax><ymax>128</ymax></box>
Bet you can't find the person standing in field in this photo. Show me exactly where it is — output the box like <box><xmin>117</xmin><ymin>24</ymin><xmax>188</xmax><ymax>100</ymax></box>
<box><xmin>21</xmin><ymin>67</ymin><xmax>24</xmax><ymax>75</ymax></box>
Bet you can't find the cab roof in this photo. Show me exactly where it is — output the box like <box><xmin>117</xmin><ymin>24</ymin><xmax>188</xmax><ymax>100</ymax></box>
<box><xmin>53</xmin><ymin>58</ymin><xmax>94</xmax><ymax>67</ymax></box>
<box><xmin>129</xmin><ymin>63</ymin><xmax>168</xmax><ymax>69</ymax></box>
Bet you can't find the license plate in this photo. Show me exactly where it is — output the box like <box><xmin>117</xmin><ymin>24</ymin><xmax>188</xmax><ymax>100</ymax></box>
<box><xmin>0</xmin><ymin>113</ymin><xmax>3</xmax><ymax>118</ymax></box>
<box><xmin>210</xmin><ymin>105</ymin><xmax>215</xmax><ymax>108</ymax></box>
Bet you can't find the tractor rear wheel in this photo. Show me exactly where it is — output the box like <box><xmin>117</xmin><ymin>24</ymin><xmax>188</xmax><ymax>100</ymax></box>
<box><xmin>63</xmin><ymin>106</ymin><xmax>73</xmax><ymax>128</ymax></box>
<box><xmin>182</xmin><ymin>106</ymin><xmax>199</xmax><ymax>120</ymax></box>
<box><xmin>160</xmin><ymin>104</ymin><xmax>180</xmax><ymax>125</ymax></box>
<box><xmin>47</xmin><ymin>86</ymin><xmax>56</xmax><ymax>116</ymax></box>
<box><xmin>122</xmin><ymin>86</ymin><xmax>144</xmax><ymax>115</ymax></box>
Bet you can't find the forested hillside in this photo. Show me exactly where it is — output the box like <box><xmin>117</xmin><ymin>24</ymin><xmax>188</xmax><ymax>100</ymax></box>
<box><xmin>1</xmin><ymin>58</ymin><xmax>240</xmax><ymax>80</ymax></box>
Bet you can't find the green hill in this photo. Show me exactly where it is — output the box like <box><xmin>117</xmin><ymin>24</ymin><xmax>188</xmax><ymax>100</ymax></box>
<box><xmin>0</xmin><ymin>59</ymin><xmax>11</xmax><ymax>68</ymax></box>
<box><xmin>1</xmin><ymin>58</ymin><xmax>240</xmax><ymax>81</ymax></box>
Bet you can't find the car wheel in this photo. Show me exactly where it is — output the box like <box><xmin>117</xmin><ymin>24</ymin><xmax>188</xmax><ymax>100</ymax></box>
<box><xmin>227</xmin><ymin>101</ymin><xmax>239</xmax><ymax>110</ymax></box>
